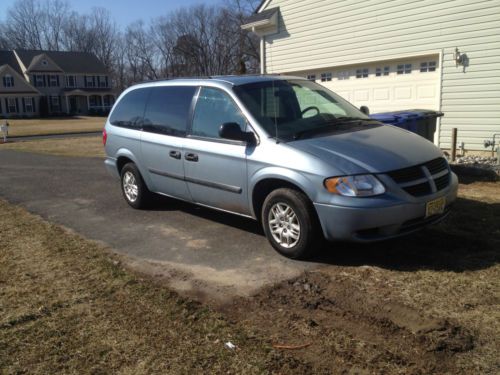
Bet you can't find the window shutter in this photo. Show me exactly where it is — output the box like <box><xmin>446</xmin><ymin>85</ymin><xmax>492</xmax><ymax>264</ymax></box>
<box><xmin>2</xmin><ymin>77</ymin><xmax>5</xmax><ymax>87</ymax></box>
<box><xmin>4</xmin><ymin>98</ymin><xmax>8</xmax><ymax>113</ymax></box>
<box><xmin>92</xmin><ymin>76</ymin><xmax>96</xmax><ymax>87</ymax></box>
<box><xmin>43</xmin><ymin>75</ymin><xmax>46</xmax><ymax>87</ymax></box>
<box><xmin>22</xmin><ymin>98</ymin><xmax>26</xmax><ymax>112</ymax></box>
<box><xmin>84</xmin><ymin>76</ymin><xmax>87</xmax><ymax>88</ymax></box>
<box><xmin>15</xmin><ymin>98</ymin><xmax>19</xmax><ymax>113</ymax></box>
<box><xmin>0</xmin><ymin>98</ymin><xmax>2</xmax><ymax>113</ymax></box>
<box><xmin>11</xmin><ymin>77</ymin><xmax>14</xmax><ymax>87</ymax></box>
<box><xmin>56</xmin><ymin>75</ymin><xmax>60</xmax><ymax>86</ymax></box>
<box><xmin>32</xmin><ymin>97</ymin><xmax>36</xmax><ymax>113</ymax></box>
<box><xmin>105</xmin><ymin>76</ymin><xmax>109</xmax><ymax>87</ymax></box>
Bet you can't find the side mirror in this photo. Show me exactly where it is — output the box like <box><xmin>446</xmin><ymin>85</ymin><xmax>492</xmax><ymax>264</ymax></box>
<box><xmin>219</xmin><ymin>122</ymin><xmax>255</xmax><ymax>144</ymax></box>
<box><xmin>360</xmin><ymin>106</ymin><xmax>370</xmax><ymax>115</ymax></box>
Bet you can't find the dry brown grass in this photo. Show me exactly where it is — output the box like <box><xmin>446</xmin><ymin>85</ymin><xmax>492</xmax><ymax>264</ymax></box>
<box><xmin>1</xmin><ymin>136</ymin><xmax>105</xmax><ymax>158</ymax></box>
<box><xmin>0</xmin><ymin>200</ymin><xmax>277</xmax><ymax>374</ymax></box>
<box><xmin>6</xmin><ymin>116</ymin><xmax>105</xmax><ymax>137</ymax></box>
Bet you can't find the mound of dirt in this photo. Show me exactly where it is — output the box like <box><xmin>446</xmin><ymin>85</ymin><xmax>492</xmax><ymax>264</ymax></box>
<box><xmin>222</xmin><ymin>270</ymin><xmax>475</xmax><ymax>374</ymax></box>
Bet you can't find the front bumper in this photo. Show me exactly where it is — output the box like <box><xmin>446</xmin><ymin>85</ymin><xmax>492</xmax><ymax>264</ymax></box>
<box><xmin>314</xmin><ymin>172</ymin><xmax>459</xmax><ymax>242</ymax></box>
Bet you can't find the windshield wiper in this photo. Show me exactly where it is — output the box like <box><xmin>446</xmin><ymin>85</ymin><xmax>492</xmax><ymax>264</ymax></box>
<box><xmin>334</xmin><ymin>116</ymin><xmax>370</xmax><ymax>122</ymax></box>
<box><xmin>293</xmin><ymin>125</ymin><xmax>338</xmax><ymax>140</ymax></box>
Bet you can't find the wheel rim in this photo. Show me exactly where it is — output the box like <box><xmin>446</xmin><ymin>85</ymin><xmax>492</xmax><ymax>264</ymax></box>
<box><xmin>123</xmin><ymin>171</ymin><xmax>139</xmax><ymax>202</ymax></box>
<box><xmin>268</xmin><ymin>202</ymin><xmax>301</xmax><ymax>248</ymax></box>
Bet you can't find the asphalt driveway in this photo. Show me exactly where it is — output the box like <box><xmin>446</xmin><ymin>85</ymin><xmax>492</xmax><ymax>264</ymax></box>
<box><xmin>0</xmin><ymin>150</ymin><xmax>318</xmax><ymax>301</ymax></box>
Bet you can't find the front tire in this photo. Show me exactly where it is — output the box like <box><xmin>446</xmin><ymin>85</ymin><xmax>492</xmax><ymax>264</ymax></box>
<box><xmin>120</xmin><ymin>162</ymin><xmax>151</xmax><ymax>209</ymax></box>
<box><xmin>261</xmin><ymin>188</ymin><xmax>320</xmax><ymax>259</ymax></box>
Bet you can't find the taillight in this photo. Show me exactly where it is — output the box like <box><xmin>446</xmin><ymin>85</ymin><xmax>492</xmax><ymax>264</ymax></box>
<box><xmin>103</xmin><ymin>129</ymin><xmax>107</xmax><ymax>146</ymax></box>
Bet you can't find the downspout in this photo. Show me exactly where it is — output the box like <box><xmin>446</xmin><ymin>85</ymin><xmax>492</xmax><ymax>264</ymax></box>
<box><xmin>260</xmin><ymin>35</ymin><xmax>266</xmax><ymax>74</ymax></box>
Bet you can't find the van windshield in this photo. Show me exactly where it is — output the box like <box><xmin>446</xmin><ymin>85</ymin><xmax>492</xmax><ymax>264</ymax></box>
<box><xmin>233</xmin><ymin>79</ymin><xmax>376</xmax><ymax>141</ymax></box>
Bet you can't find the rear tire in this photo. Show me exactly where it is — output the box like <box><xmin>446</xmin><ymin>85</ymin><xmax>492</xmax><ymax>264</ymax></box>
<box><xmin>261</xmin><ymin>188</ymin><xmax>320</xmax><ymax>259</ymax></box>
<box><xmin>120</xmin><ymin>162</ymin><xmax>151</xmax><ymax>209</ymax></box>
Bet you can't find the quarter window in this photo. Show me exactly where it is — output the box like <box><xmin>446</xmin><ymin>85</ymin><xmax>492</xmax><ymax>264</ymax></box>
<box><xmin>320</xmin><ymin>72</ymin><xmax>332</xmax><ymax>82</ymax></box>
<box><xmin>420</xmin><ymin>61</ymin><xmax>436</xmax><ymax>72</ymax></box>
<box><xmin>109</xmin><ymin>88</ymin><xmax>150</xmax><ymax>129</ymax></box>
<box><xmin>356</xmin><ymin>68</ymin><xmax>369</xmax><ymax>78</ymax></box>
<box><xmin>143</xmin><ymin>86</ymin><xmax>196</xmax><ymax>137</ymax></box>
<box><xmin>191</xmin><ymin>87</ymin><xmax>246</xmax><ymax>139</ymax></box>
<box><xmin>397</xmin><ymin>64</ymin><xmax>412</xmax><ymax>74</ymax></box>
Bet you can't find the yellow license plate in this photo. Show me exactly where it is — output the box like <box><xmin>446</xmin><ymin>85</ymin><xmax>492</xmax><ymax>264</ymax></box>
<box><xmin>425</xmin><ymin>197</ymin><xmax>446</xmax><ymax>218</ymax></box>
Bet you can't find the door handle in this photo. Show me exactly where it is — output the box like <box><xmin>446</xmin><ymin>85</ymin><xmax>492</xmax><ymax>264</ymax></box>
<box><xmin>169</xmin><ymin>150</ymin><xmax>181</xmax><ymax>159</ymax></box>
<box><xmin>185</xmin><ymin>153</ymin><xmax>199</xmax><ymax>162</ymax></box>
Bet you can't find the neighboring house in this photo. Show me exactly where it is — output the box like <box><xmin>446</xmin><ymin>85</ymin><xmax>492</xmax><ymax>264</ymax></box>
<box><xmin>242</xmin><ymin>0</ymin><xmax>500</xmax><ymax>151</ymax></box>
<box><xmin>0</xmin><ymin>49</ymin><xmax>115</xmax><ymax>117</ymax></box>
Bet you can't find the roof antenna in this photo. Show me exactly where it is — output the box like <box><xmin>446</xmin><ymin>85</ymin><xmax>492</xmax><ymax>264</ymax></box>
<box><xmin>272</xmin><ymin>78</ymin><xmax>278</xmax><ymax>143</ymax></box>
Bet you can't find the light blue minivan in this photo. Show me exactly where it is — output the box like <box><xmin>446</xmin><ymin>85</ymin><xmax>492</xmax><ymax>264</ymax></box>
<box><xmin>104</xmin><ymin>75</ymin><xmax>458</xmax><ymax>259</ymax></box>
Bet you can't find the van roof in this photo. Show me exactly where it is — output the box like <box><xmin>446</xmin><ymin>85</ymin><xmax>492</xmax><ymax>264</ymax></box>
<box><xmin>139</xmin><ymin>74</ymin><xmax>306</xmax><ymax>87</ymax></box>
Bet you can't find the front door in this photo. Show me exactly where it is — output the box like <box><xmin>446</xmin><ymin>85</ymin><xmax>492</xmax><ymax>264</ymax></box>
<box><xmin>69</xmin><ymin>97</ymin><xmax>77</xmax><ymax>113</ymax></box>
<box><xmin>183</xmin><ymin>87</ymin><xmax>250</xmax><ymax>215</ymax></box>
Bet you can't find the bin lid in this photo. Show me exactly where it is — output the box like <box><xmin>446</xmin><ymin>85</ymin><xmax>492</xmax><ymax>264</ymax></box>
<box><xmin>369</xmin><ymin>113</ymin><xmax>401</xmax><ymax>124</ymax></box>
<box><xmin>390</xmin><ymin>109</ymin><xmax>444</xmax><ymax>119</ymax></box>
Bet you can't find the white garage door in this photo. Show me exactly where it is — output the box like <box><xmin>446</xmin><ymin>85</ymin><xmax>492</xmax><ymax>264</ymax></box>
<box><xmin>304</xmin><ymin>55</ymin><xmax>440</xmax><ymax>114</ymax></box>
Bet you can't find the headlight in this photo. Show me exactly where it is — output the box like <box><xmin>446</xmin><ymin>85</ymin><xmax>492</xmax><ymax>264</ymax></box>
<box><xmin>324</xmin><ymin>175</ymin><xmax>385</xmax><ymax>197</ymax></box>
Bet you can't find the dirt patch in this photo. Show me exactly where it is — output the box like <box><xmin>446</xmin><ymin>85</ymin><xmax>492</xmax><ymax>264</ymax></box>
<box><xmin>223</xmin><ymin>270</ymin><xmax>476</xmax><ymax>374</ymax></box>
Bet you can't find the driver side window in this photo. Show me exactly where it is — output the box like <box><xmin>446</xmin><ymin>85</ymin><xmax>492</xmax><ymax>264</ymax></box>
<box><xmin>191</xmin><ymin>87</ymin><xmax>246</xmax><ymax>139</ymax></box>
<box><xmin>293</xmin><ymin>85</ymin><xmax>347</xmax><ymax>117</ymax></box>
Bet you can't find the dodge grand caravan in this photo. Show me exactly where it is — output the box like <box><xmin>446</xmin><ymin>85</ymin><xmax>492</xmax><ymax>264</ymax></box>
<box><xmin>104</xmin><ymin>76</ymin><xmax>458</xmax><ymax>259</ymax></box>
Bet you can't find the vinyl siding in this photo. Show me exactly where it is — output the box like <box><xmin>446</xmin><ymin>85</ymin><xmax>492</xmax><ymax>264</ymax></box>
<box><xmin>261</xmin><ymin>0</ymin><xmax>500</xmax><ymax>150</ymax></box>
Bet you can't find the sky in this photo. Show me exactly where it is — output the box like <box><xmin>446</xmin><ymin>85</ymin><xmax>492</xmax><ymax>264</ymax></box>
<box><xmin>0</xmin><ymin>0</ymin><xmax>224</xmax><ymax>28</ymax></box>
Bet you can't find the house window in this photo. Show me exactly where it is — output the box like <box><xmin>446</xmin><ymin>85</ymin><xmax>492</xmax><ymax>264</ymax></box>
<box><xmin>49</xmin><ymin>75</ymin><xmax>58</xmax><ymax>87</ymax></box>
<box><xmin>98</xmin><ymin>76</ymin><xmax>108</xmax><ymax>88</ymax></box>
<box><xmin>24</xmin><ymin>97</ymin><xmax>34</xmax><ymax>113</ymax></box>
<box><xmin>103</xmin><ymin>95</ymin><xmax>111</xmax><ymax>107</ymax></box>
<box><xmin>34</xmin><ymin>74</ymin><xmax>44</xmax><ymax>87</ymax></box>
<box><xmin>85</xmin><ymin>76</ymin><xmax>95</xmax><ymax>88</ymax></box>
<box><xmin>420</xmin><ymin>61</ymin><xmax>436</xmax><ymax>72</ymax></box>
<box><xmin>320</xmin><ymin>72</ymin><xmax>332</xmax><ymax>82</ymax></box>
<box><xmin>42</xmin><ymin>60</ymin><xmax>48</xmax><ymax>66</ymax></box>
<box><xmin>3</xmin><ymin>75</ymin><xmax>14</xmax><ymax>87</ymax></box>
<box><xmin>66</xmin><ymin>75</ymin><xmax>76</xmax><ymax>87</ymax></box>
<box><xmin>337</xmin><ymin>71</ymin><xmax>349</xmax><ymax>80</ymax></box>
<box><xmin>307</xmin><ymin>74</ymin><xmax>316</xmax><ymax>81</ymax></box>
<box><xmin>376</xmin><ymin>66</ymin><xmax>390</xmax><ymax>77</ymax></box>
<box><xmin>397</xmin><ymin>64</ymin><xmax>412</xmax><ymax>74</ymax></box>
<box><xmin>356</xmin><ymin>68</ymin><xmax>369</xmax><ymax>78</ymax></box>
<box><xmin>7</xmin><ymin>98</ymin><xmax>17</xmax><ymax>112</ymax></box>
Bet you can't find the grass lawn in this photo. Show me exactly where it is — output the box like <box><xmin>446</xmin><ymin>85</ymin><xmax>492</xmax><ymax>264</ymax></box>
<box><xmin>0</xmin><ymin>200</ymin><xmax>279</xmax><ymax>374</ymax></box>
<box><xmin>6</xmin><ymin>116</ymin><xmax>106</xmax><ymax>137</ymax></box>
<box><xmin>1</xmin><ymin>136</ymin><xmax>105</xmax><ymax>158</ymax></box>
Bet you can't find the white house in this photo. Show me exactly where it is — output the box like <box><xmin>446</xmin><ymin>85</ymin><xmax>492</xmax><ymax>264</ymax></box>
<box><xmin>242</xmin><ymin>0</ymin><xmax>500</xmax><ymax>151</ymax></box>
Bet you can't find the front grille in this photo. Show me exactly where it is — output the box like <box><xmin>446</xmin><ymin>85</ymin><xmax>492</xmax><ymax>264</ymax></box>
<box><xmin>403</xmin><ymin>182</ymin><xmax>432</xmax><ymax>197</ymax></box>
<box><xmin>426</xmin><ymin>157</ymin><xmax>448</xmax><ymax>175</ymax></box>
<box><xmin>386</xmin><ymin>157</ymin><xmax>451</xmax><ymax>197</ymax></box>
<box><xmin>388</xmin><ymin>166</ymin><xmax>425</xmax><ymax>183</ymax></box>
<box><xmin>434</xmin><ymin>173</ymin><xmax>450</xmax><ymax>191</ymax></box>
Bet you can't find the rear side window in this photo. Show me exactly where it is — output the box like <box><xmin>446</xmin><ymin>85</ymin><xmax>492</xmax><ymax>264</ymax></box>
<box><xmin>143</xmin><ymin>86</ymin><xmax>196</xmax><ymax>136</ymax></box>
<box><xmin>191</xmin><ymin>87</ymin><xmax>246</xmax><ymax>139</ymax></box>
<box><xmin>109</xmin><ymin>88</ymin><xmax>150</xmax><ymax>129</ymax></box>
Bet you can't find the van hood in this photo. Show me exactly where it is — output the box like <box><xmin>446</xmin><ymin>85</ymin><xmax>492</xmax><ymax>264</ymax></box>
<box><xmin>289</xmin><ymin>124</ymin><xmax>443</xmax><ymax>175</ymax></box>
